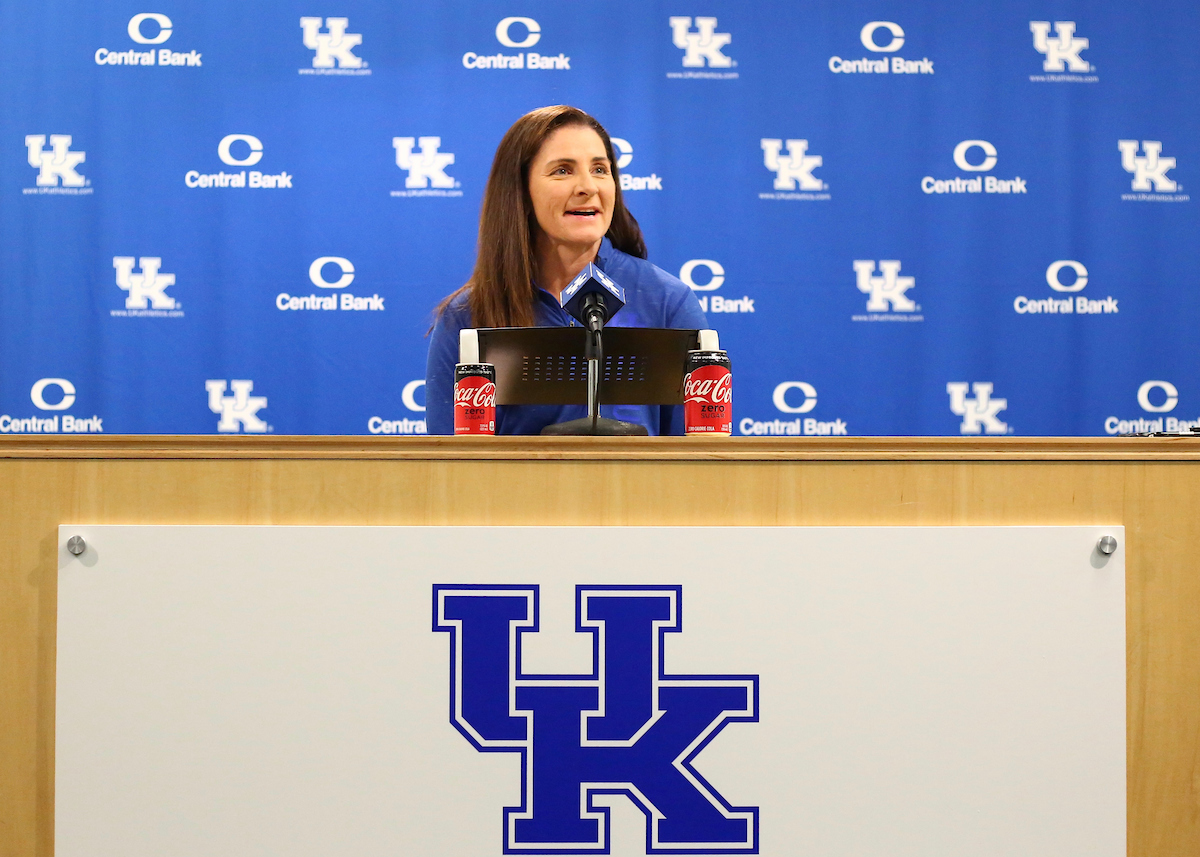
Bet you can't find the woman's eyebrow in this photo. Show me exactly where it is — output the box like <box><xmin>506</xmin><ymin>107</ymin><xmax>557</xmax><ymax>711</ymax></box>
<box><xmin>542</xmin><ymin>155</ymin><xmax>610</xmax><ymax>168</ymax></box>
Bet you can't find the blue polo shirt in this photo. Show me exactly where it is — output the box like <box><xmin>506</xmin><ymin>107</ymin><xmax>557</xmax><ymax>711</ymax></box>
<box><xmin>425</xmin><ymin>240</ymin><xmax>708</xmax><ymax>435</ymax></box>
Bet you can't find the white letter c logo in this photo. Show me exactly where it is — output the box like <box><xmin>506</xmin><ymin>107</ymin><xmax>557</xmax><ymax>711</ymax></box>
<box><xmin>1138</xmin><ymin>380</ymin><xmax>1178</xmax><ymax>413</ymax></box>
<box><xmin>1046</xmin><ymin>260</ymin><xmax>1088</xmax><ymax>292</ymax></box>
<box><xmin>860</xmin><ymin>21</ymin><xmax>904</xmax><ymax>52</ymax></box>
<box><xmin>402</xmin><ymin>380</ymin><xmax>426</xmax><ymax>412</ymax></box>
<box><xmin>496</xmin><ymin>17</ymin><xmax>540</xmax><ymax>48</ymax></box>
<box><xmin>953</xmin><ymin>140</ymin><xmax>998</xmax><ymax>172</ymax></box>
<box><xmin>217</xmin><ymin>134</ymin><xmax>263</xmax><ymax>166</ymax></box>
<box><xmin>609</xmin><ymin>137</ymin><xmax>633</xmax><ymax>169</ymax></box>
<box><xmin>773</xmin><ymin>382</ymin><xmax>817</xmax><ymax>414</ymax></box>
<box><xmin>31</xmin><ymin>378</ymin><xmax>76</xmax><ymax>411</ymax></box>
<box><xmin>128</xmin><ymin>13</ymin><xmax>172</xmax><ymax>44</ymax></box>
<box><xmin>679</xmin><ymin>259</ymin><xmax>725</xmax><ymax>292</ymax></box>
<box><xmin>309</xmin><ymin>257</ymin><xmax>355</xmax><ymax>288</ymax></box>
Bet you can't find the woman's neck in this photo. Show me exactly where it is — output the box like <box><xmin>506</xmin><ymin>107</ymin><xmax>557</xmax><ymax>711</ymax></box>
<box><xmin>534</xmin><ymin>236</ymin><xmax>602</xmax><ymax>299</ymax></box>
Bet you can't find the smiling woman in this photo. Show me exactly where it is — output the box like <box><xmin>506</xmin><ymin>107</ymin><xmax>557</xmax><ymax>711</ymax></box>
<box><xmin>424</xmin><ymin>105</ymin><xmax>707</xmax><ymax>436</ymax></box>
<box><xmin>526</xmin><ymin>124</ymin><xmax>618</xmax><ymax>291</ymax></box>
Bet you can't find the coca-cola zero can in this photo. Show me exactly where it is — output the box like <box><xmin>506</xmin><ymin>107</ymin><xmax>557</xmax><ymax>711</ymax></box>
<box><xmin>683</xmin><ymin>350</ymin><xmax>732</xmax><ymax>436</ymax></box>
<box><xmin>454</xmin><ymin>363</ymin><xmax>496</xmax><ymax>435</ymax></box>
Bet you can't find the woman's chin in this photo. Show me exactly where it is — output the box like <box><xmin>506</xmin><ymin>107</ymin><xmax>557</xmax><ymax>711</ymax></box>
<box><xmin>548</xmin><ymin>227</ymin><xmax>606</xmax><ymax>249</ymax></box>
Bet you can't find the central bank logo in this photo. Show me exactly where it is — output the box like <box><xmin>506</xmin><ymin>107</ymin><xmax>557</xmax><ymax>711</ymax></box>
<box><xmin>609</xmin><ymin>138</ymin><xmax>662</xmax><ymax>191</ymax></box>
<box><xmin>759</xmin><ymin>139</ymin><xmax>828</xmax><ymax>200</ymax></box>
<box><xmin>31</xmin><ymin>378</ymin><xmax>76</xmax><ymax>411</ymax></box>
<box><xmin>852</xmin><ymin>260</ymin><xmax>921</xmax><ymax>321</ymax></box>
<box><xmin>1029</xmin><ymin>21</ymin><xmax>1094</xmax><ymax>81</ymax></box>
<box><xmin>680</xmin><ymin>259</ymin><xmax>753</xmax><ymax>314</ymax></box>
<box><xmin>947</xmin><ymin>382</ymin><xmax>1009</xmax><ymax>434</ymax></box>
<box><xmin>773</xmin><ymin>382</ymin><xmax>817</xmax><ymax>414</ymax></box>
<box><xmin>1105</xmin><ymin>381</ymin><xmax>1199</xmax><ymax>435</ymax></box>
<box><xmin>95</xmin><ymin>13</ymin><xmax>202</xmax><ymax>67</ymax></box>
<box><xmin>128</xmin><ymin>12</ymin><xmax>172</xmax><ymax>43</ymax></box>
<box><xmin>922</xmin><ymin>140</ymin><xmax>1027</xmax><ymax>195</ymax></box>
<box><xmin>1137</xmin><ymin>380</ymin><xmax>1178</xmax><ymax>413</ymax></box>
<box><xmin>369</xmin><ymin>379</ymin><xmax>427</xmax><ymax>435</ymax></box>
<box><xmin>185</xmin><ymin>134</ymin><xmax>293</xmax><ymax>189</ymax></box>
<box><xmin>0</xmin><ymin>378</ymin><xmax>103</xmax><ymax>434</ymax></box>
<box><xmin>667</xmin><ymin>17</ymin><xmax>736</xmax><ymax>79</ymax></box>
<box><xmin>463</xmin><ymin>17</ymin><xmax>570</xmax><ymax>70</ymax></box>
<box><xmin>496</xmin><ymin>16</ymin><xmax>540</xmax><ymax>48</ymax></box>
<box><xmin>739</xmin><ymin>382</ymin><xmax>848</xmax><ymax>435</ymax></box>
<box><xmin>276</xmin><ymin>256</ymin><xmax>385</xmax><ymax>311</ymax></box>
<box><xmin>1118</xmin><ymin>140</ymin><xmax>1185</xmax><ymax>201</ymax></box>
<box><xmin>23</xmin><ymin>135</ymin><xmax>90</xmax><ymax>195</ymax></box>
<box><xmin>434</xmin><ymin>585</ymin><xmax>759</xmax><ymax>853</ymax></box>
<box><xmin>310</xmin><ymin>256</ymin><xmax>354</xmax><ymax>288</ymax></box>
<box><xmin>829</xmin><ymin>21</ymin><xmax>934</xmax><ymax>75</ymax></box>
<box><xmin>1013</xmin><ymin>260</ymin><xmax>1118</xmax><ymax>315</ymax></box>
<box><xmin>112</xmin><ymin>256</ymin><xmax>182</xmax><ymax>316</ymax></box>
<box><xmin>205</xmin><ymin>380</ymin><xmax>268</xmax><ymax>432</ymax></box>
<box><xmin>299</xmin><ymin>17</ymin><xmax>368</xmax><ymax>74</ymax></box>
<box><xmin>391</xmin><ymin>137</ymin><xmax>461</xmax><ymax>197</ymax></box>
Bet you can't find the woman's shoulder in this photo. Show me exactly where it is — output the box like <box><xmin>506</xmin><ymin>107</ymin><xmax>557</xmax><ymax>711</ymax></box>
<box><xmin>600</xmin><ymin>242</ymin><xmax>705</xmax><ymax>327</ymax></box>
<box><xmin>433</xmin><ymin>288</ymin><xmax>473</xmax><ymax>330</ymax></box>
<box><xmin>601</xmin><ymin>244</ymin><xmax>690</xmax><ymax>299</ymax></box>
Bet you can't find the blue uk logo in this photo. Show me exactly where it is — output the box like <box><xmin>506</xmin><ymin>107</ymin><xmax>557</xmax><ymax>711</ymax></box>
<box><xmin>433</xmin><ymin>584</ymin><xmax>760</xmax><ymax>854</ymax></box>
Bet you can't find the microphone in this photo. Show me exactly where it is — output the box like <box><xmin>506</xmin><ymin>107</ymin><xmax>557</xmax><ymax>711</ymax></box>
<box><xmin>560</xmin><ymin>263</ymin><xmax>626</xmax><ymax>334</ymax></box>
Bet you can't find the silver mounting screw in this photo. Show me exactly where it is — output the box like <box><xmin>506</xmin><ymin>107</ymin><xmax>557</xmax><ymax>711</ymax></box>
<box><xmin>66</xmin><ymin>536</ymin><xmax>86</xmax><ymax>556</ymax></box>
<box><xmin>1097</xmin><ymin>535</ymin><xmax>1118</xmax><ymax>556</ymax></box>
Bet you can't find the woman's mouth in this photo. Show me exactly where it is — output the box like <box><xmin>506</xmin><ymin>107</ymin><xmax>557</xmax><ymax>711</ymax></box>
<box><xmin>566</xmin><ymin>208</ymin><xmax>599</xmax><ymax>218</ymax></box>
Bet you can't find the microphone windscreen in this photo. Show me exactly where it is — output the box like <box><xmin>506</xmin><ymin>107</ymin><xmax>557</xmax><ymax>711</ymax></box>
<box><xmin>560</xmin><ymin>263</ymin><xmax>626</xmax><ymax>325</ymax></box>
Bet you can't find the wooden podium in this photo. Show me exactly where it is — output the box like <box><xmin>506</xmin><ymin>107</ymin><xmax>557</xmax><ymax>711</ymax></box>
<box><xmin>2</xmin><ymin>435</ymin><xmax>1199</xmax><ymax>857</ymax></box>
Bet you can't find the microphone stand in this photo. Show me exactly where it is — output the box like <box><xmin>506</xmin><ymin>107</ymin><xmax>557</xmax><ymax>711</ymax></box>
<box><xmin>587</xmin><ymin>326</ymin><xmax>601</xmax><ymax>434</ymax></box>
<box><xmin>541</xmin><ymin>296</ymin><xmax>648</xmax><ymax>436</ymax></box>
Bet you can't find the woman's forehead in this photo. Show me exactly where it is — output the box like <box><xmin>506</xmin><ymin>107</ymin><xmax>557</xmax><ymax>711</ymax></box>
<box><xmin>535</xmin><ymin>125</ymin><xmax>608</xmax><ymax>161</ymax></box>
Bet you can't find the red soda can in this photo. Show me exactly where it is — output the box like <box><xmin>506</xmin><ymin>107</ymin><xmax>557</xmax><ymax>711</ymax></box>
<box><xmin>454</xmin><ymin>363</ymin><xmax>496</xmax><ymax>435</ymax></box>
<box><xmin>683</xmin><ymin>350</ymin><xmax>732</xmax><ymax>436</ymax></box>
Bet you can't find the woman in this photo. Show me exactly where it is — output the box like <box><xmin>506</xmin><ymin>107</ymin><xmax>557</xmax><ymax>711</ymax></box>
<box><xmin>425</xmin><ymin>105</ymin><xmax>707</xmax><ymax>435</ymax></box>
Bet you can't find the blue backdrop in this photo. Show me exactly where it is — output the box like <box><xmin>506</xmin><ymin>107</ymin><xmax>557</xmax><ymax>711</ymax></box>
<box><xmin>2</xmin><ymin>1</ymin><xmax>1197</xmax><ymax>436</ymax></box>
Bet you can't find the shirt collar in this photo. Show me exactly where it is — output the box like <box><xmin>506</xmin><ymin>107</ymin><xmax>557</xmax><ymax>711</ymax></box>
<box><xmin>596</xmin><ymin>236</ymin><xmax>614</xmax><ymax>270</ymax></box>
<box><xmin>534</xmin><ymin>238</ymin><xmax>614</xmax><ymax>299</ymax></box>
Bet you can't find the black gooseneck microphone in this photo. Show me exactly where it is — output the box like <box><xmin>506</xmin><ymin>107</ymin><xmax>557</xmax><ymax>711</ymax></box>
<box><xmin>553</xmin><ymin>264</ymin><xmax>635</xmax><ymax>434</ymax></box>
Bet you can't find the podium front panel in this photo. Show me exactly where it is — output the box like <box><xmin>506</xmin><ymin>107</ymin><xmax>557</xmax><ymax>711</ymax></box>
<box><xmin>55</xmin><ymin>524</ymin><xmax>1124</xmax><ymax>857</ymax></box>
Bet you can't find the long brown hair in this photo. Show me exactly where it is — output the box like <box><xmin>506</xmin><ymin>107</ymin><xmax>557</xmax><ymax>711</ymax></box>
<box><xmin>437</xmin><ymin>105</ymin><xmax>647</xmax><ymax>328</ymax></box>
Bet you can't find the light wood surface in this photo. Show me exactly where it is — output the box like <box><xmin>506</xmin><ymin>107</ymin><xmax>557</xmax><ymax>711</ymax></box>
<box><xmin>2</xmin><ymin>436</ymin><xmax>1198</xmax><ymax>857</ymax></box>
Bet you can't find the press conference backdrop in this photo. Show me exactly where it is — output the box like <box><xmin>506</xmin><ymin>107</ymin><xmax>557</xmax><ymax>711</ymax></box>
<box><xmin>2</xmin><ymin>2</ymin><xmax>1197</xmax><ymax>437</ymax></box>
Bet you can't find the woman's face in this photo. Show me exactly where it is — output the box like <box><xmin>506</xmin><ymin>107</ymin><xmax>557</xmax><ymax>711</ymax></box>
<box><xmin>527</xmin><ymin>125</ymin><xmax>615</xmax><ymax>253</ymax></box>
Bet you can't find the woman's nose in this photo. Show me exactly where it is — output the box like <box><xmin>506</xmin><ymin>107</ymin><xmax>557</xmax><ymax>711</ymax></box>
<box><xmin>576</xmin><ymin>171</ymin><xmax>598</xmax><ymax>194</ymax></box>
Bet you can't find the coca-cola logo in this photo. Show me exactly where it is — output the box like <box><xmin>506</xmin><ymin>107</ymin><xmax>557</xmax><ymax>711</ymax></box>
<box><xmin>455</xmin><ymin>380</ymin><xmax>496</xmax><ymax>409</ymax></box>
<box><xmin>684</xmin><ymin>369</ymin><xmax>732</xmax><ymax>405</ymax></box>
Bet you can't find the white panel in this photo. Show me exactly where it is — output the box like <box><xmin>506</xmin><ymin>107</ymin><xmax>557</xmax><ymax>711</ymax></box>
<box><xmin>56</xmin><ymin>526</ymin><xmax>1124</xmax><ymax>857</ymax></box>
